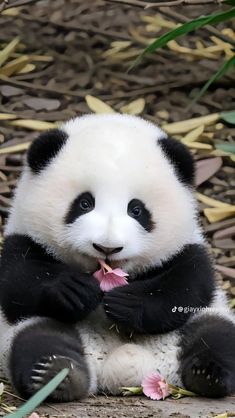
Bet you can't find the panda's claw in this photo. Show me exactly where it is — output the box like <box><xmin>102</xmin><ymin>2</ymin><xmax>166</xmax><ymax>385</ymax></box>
<box><xmin>31</xmin><ymin>375</ymin><xmax>44</xmax><ymax>382</ymax></box>
<box><xmin>29</xmin><ymin>355</ymin><xmax>89</xmax><ymax>401</ymax></box>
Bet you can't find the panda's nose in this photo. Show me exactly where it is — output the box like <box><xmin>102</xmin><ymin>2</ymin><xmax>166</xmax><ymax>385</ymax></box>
<box><xmin>93</xmin><ymin>243</ymin><xmax>123</xmax><ymax>255</ymax></box>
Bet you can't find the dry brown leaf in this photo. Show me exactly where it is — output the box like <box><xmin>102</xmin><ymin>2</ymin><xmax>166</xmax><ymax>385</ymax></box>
<box><xmin>111</xmin><ymin>41</ymin><xmax>132</xmax><ymax>50</ymax></box>
<box><xmin>0</xmin><ymin>55</ymin><xmax>29</xmax><ymax>77</ymax></box>
<box><xmin>18</xmin><ymin>64</ymin><xmax>36</xmax><ymax>74</ymax></box>
<box><xmin>185</xmin><ymin>142</ymin><xmax>212</xmax><ymax>150</ymax></box>
<box><xmin>215</xmin><ymin>265</ymin><xmax>235</xmax><ymax>280</ymax></box>
<box><xmin>163</xmin><ymin>113</ymin><xmax>220</xmax><ymax>134</ymax></box>
<box><xmin>205</xmin><ymin>218</ymin><xmax>235</xmax><ymax>233</ymax></box>
<box><xmin>0</xmin><ymin>142</ymin><xmax>31</xmax><ymax>155</ymax></box>
<box><xmin>85</xmin><ymin>95</ymin><xmax>115</xmax><ymax>114</ymax></box>
<box><xmin>211</xmin><ymin>149</ymin><xmax>235</xmax><ymax>162</ymax></box>
<box><xmin>181</xmin><ymin>125</ymin><xmax>204</xmax><ymax>144</ymax></box>
<box><xmin>204</xmin><ymin>207</ymin><xmax>235</xmax><ymax>223</ymax></box>
<box><xmin>0</xmin><ymin>113</ymin><xmax>17</xmax><ymax>120</ymax></box>
<box><xmin>168</xmin><ymin>40</ymin><xmax>219</xmax><ymax>60</ymax></box>
<box><xmin>213</xmin><ymin>226</ymin><xmax>235</xmax><ymax>240</ymax></box>
<box><xmin>142</xmin><ymin>14</ymin><xmax>177</xmax><ymax>30</ymax></box>
<box><xmin>195</xmin><ymin>157</ymin><xmax>222</xmax><ymax>186</ymax></box>
<box><xmin>24</xmin><ymin>98</ymin><xmax>60</xmax><ymax>111</ymax></box>
<box><xmin>9</xmin><ymin>120</ymin><xmax>58</xmax><ymax>130</ymax></box>
<box><xmin>0</xmin><ymin>85</ymin><xmax>23</xmax><ymax>97</ymax></box>
<box><xmin>29</xmin><ymin>55</ymin><xmax>54</xmax><ymax>62</ymax></box>
<box><xmin>2</xmin><ymin>7</ymin><xmax>20</xmax><ymax>16</ymax></box>
<box><xmin>120</xmin><ymin>98</ymin><xmax>145</xmax><ymax>115</ymax></box>
<box><xmin>156</xmin><ymin>110</ymin><xmax>169</xmax><ymax>120</ymax></box>
<box><xmin>0</xmin><ymin>37</ymin><xmax>20</xmax><ymax>67</ymax></box>
<box><xmin>196</xmin><ymin>193</ymin><xmax>231</xmax><ymax>208</ymax></box>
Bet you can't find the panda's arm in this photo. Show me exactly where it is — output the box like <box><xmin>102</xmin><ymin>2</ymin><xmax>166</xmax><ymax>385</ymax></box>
<box><xmin>0</xmin><ymin>234</ymin><xmax>102</xmax><ymax>324</ymax></box>
<box><xmin>103</xmin><ymin>244</ymin><xmax>215</xmax><ymax>334</ymax></box>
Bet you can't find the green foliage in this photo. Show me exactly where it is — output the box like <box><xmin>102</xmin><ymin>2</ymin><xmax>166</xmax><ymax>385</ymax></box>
<box><xmin>215</xmin><ymin>143</ymin><xmax>235</xmax><ymax>153</ymax></box>
<box><xmin>190</xmin><ymin>54</ymin><xmax>235</xmax><ymax>106</ymax></box>
<box><xmin>133</xmin><ymin>7</ymin><xmax>235</xmax><ymax>66</ymax></box>
<box><xmin>221</xmin><ymin>109</ymin><xmax>235</xmax><ymax>124</ymax></box>
<box><xmin>132</xmin><ymin>6</ymin><xmax>235</xmax><ymax>102</ymax></box>
<box><xmin>4</xmin><ymin>368</ymin><xmax>69</xmax><ymax>418</ymax></box>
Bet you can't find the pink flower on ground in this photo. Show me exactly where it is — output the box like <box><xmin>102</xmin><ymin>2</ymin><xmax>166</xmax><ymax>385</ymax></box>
<box><xmin>28</xmin><ymin>413</ymin><xmax>40</xmax><ymax>418</ymax></box>
<box><xmin>142</xmin><ymin>372</ymin><xmax>170</xmax><ymax>400</ymax></box>
<box><xmin>93</xmin><ymin>259</ymin><xmax>129</xmax><ymax>292</ymax></box>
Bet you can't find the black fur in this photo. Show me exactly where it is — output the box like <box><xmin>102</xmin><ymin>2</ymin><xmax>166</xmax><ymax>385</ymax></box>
<box><xmin>10</xmin><ymin>319</ymin><xmax>89</xmax><ymax>401</ymax></box>
<box><xmin>179</xmin><ymin>315</ymin><xmax>235</xmax><ymax>397</ymax></box>
<box><xmin>65</xmin><ymin>192</ymin><xmax>95</xmax><ymax>224</ymax></box>
<box><xmin>159</xmin><ymin>137</ymin><xmax>195</xmax><ymax>185</ymax></box>
<box><xmin>128</xmin><ymin>199</ymin><xmax>154</xmax><ymax>232</ymax></box>
<box><xmin>103</xmin><ymin>244</ymin><xmax>215</xmax><ymax>334</ymax></box>
<box><xmin>0</xmin><ymin>234</ymin><xmax>102</xmax><ymax>324</ymax></box>
<box><xmin>27</xmin><ymin>129</ymin><xmax>68</xmax><ymax>174</ymax></box>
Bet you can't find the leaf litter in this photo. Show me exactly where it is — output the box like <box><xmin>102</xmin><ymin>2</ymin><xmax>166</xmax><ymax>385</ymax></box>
<box><xmin>0</xmin><ymin>0</ymin><xmax>234</xmax><ymax>414</ymax></box>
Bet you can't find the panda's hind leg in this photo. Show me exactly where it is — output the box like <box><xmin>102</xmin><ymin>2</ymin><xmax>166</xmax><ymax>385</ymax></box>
<box><xmin>179</xmin><ymin>315</ymin><xmax>235</xmax><ymax>398</ymax></box>
<box><xmin>10</xmin><ymin>319</ymin><xmax>90</xmax><ymax>401</ymax></box>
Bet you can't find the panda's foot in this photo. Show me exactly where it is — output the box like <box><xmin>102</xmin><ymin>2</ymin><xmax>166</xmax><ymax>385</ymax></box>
<box><xmin>9</xmin><ymin>319</ymin><xmax>90</xmax><ymax>401</ymax></box>
<box><xmin>180</xmin><ymin>315</ymin><xmax>235</xmax><ymax>398</ymax></box>
<box><xmin>31</xmin><ymin>354</ymin><xmax>88</xmax><ymax>401</ymax></box>
<box><xmin>181</xmin><ymin>353</ymin><xmax>228</xmax><ymax>397</ymax></box>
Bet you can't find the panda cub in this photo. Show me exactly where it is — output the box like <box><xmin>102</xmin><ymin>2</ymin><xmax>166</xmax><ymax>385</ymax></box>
<box><xmin>0</xmin><ymin>114</ymin><xmax>235</xmax><ymax>401</ymax></box>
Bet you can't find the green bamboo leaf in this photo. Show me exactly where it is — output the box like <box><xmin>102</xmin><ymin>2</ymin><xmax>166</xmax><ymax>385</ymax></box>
<box><xmin>4</xmin><ymin>368</ymin><xmax>69</xmax><ymax>418</ymax></box>
<box><xmin>221</xmin><ymin>109</ymin><xmax>235</xmax><ymax>124</ymax></box>
<box><xmin>131</xmin><ymin>7</ymin><xmax>235</xmax><ymax>69</ymax></box>
<box><xmin>189</xmin><ymin>54</ymin><xmax>235</xmax><ymax>106</ymax></box>
<box><xmin>223</xmin><ymin>0</ymin><xmax>235</xmax><ymax>5</ymax></box>
<box><xmin>215</xmin><ymin>143</ymin><xmax>235</xmax><ymax>153</ymax></box>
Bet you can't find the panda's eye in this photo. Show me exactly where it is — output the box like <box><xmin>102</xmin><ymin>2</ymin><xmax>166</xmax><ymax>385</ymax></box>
<box><xmin>79</xmin><ymin>199</ymin><xmax>92</xmax><ymax>211</ymax></box>
<box><xmin>130</xmin><ymin>206</ymin><xmax>142</xmax><ymax>217</ymax></box>
<box><xmin>65</xmin><ymin>192</ymin><xmax>95</xmax><ymax>224</ymax></box>
<box><xmin>128</xmin><ymin>199</ymin><xmax>143</xmax><ymax>219</ymax></box>
<box><xmin>127</xmin><ymin>198</ymin><xmax>154</xmax><ymax>232</ymax></box>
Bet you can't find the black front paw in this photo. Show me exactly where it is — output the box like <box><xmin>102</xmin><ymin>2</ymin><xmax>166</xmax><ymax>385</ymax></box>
<box><xmin>42</xmin><ymin>269</ymin><xmax>102</xmax><ymax>322</ymax></box>
<box><xmin>103</xmin><ymin>288</ymin><xmax>144</xmax><ymax>332</ymax></box>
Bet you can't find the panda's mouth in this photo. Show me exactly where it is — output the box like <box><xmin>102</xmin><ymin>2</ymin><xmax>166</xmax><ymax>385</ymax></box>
<box><xmin>104</xmin><ymin>258</ymin><xmax>127</xmax><ymax>269</ymax></box>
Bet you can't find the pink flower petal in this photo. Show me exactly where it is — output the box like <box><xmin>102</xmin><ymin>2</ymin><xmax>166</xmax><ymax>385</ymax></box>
<box><xmin>93</xmin><ymin>268</ymin><xmax>104</xmax><ymax>283</ymax></box>
<box><xmin>99</xmin><ymin>277</ymin><xmax>118</xmax><ymax>292</ymax></box>
<box><xmin>28</xmin><ymin>413</ymin><xmax>40</xmax><ymax>418</ymax></box>
<box><xmin>142</xmin><ymin>372</ymin><xmax>170</xmax><ymax>400</ymax></box>
<box><xmin>93</xmin><ymin>261</ymin><xmax>129</xmax><ymax>291</ymax></box>
<box><xmin>99</xmin><ymin>274</ymin><xmax>128</xmax><ymax>292</ymax></box>
<box><xmin>112</xmin><ymin>268</ymin><xmax>129</xmax><ymax>277</ymax></box>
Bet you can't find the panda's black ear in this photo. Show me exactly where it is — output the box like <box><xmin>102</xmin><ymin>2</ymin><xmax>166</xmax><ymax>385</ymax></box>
<box><xmin>27</xmin><ymin>129</ymin><xmax>68</xmax><ymax>174</ymax></box>
<box><xmin>158</xmin><ymin>136</ymin><xmax>195</xmax><ymax>186</ymax></box>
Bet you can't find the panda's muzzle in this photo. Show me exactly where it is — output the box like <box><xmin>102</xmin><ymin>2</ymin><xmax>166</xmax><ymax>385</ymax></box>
<box><xmin>93</xmin><ymin>243</ymin><xmax>123</xmax><ymax>256</ymax></box>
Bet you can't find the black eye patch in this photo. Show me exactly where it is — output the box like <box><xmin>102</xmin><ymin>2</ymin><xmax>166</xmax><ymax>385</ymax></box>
<box><xmin>65</xmin><ymin>192</ymin><xmax>95</xmax><ymax>224</ymax></box>
<box><xmin>127</xmin><ymin>199</ymin><xmax>154</xmax><ymax>232</ymax></box>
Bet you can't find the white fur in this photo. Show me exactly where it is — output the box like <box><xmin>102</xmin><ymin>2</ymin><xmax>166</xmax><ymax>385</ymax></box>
<box><xmin>6</xmin><ymin>114</ymin><xmax>203</xmax><ymax>274</ymax></box>
<box><xmin>2</xmin><ymin>114</ymin><xmax>233</xmax><ymax>395</ymax></box>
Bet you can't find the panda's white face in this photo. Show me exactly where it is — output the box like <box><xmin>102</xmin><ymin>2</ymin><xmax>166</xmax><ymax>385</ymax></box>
<box><xmin>6</xmin><ymin>114</ymin><xmax>202</xmax><ymax>274</ymax></box>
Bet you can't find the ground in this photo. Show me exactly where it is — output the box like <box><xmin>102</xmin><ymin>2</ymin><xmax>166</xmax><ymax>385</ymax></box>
<box><xmin>0</xmin><ymin>0</ymin><xmax>235</xmax><ymax>417</ymax></box>
<box><xmin>37</xmin><ymin>396</ymin><xmax>235</xmax><ymax>418</ymax></box>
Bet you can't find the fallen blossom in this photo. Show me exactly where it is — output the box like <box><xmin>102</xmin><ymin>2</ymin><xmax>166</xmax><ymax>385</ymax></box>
<box><xmin>142</xmin><ymin>372</ymin><xmax>170</xmax><ymax>400</ymax></box>
<box><xmin>120</xmin><ymin>376</ymin><xmax>196</xmax><ymax>400</ymax></box>
<box><xmin>28</xmin><ymin>413</ymin><xmax>40</xmax><ymax>418</ymax></box>
<box><xmin>93</xmin><ymin>259</ymin><xmax>128</xmax><ymax>292</ymax></box>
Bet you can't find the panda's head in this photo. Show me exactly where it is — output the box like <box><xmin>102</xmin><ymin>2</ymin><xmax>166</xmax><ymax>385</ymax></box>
<box><xmin>7</xmin><ymin>114</ymin><xmax>202</xmax><ymax>274</ymax></box>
